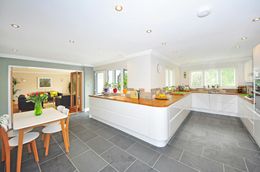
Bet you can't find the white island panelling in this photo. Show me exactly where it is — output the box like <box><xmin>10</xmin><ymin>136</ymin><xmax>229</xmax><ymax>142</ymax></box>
<box><xmin>89</xmin><ymin>96</ymin><xmax>191</xmax><ymax>147</ymax></box>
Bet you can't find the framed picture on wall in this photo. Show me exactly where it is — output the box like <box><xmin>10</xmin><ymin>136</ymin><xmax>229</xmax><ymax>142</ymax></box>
<box><xmin>38</xmin><ymin>77</ymin><xmax>52</xmax><ymax>88</ymax></box>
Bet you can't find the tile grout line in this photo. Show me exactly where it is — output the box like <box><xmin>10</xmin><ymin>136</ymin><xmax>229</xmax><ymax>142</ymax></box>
<box><xmin>83</xmin><ymin>117</ymin><xmax>205</xmax><ymax>171</ymax></box>
<box><xmin>123</xmin><ymin>159</ymin><xmax>137</xmax><ymax>172</ymax></box>
<box><xmin>152</xmin><ymin>154</ymin><xmax>162</xmax><ymax>168</ymax></box>
<box><xmin>99</xmin><ymin>145</ymin><xmax>116</xmax><ymax>156</ymax></box>
<box><xmin>52</xmin><ymin>134</ymin><xmax>81</xmax><ymax>172</ymax></box>
<box><xmin>95</xmin><ymin>132</ymin><xmax>161</xmax><ymax>170</ymax></box>
<box><xmin>243</xmin><ymin>157</ymin><xmax>249</xmax><ymax>172</ymax></box>
<box><xmin>178</xmin><ymin>149</ymin><xmax>184</xmax><ymax>161</ymax></box>
<box><xmin>97</xmin><ymin>164</ymin><xmax>119</xmax><ymax>172</ymax></box>
<box><xmin>125</xmin><ymin>142</ymin><xmax>137</xmax><ymax>151</ymax></box>
<box><xmin>71</xmin><ymin>113</ymin><xmax>250</xmax><ymax>172</ymax></box>
<box><xmin>91</xmin><ymin>131</ymin><xmax>161</xmax><ymax>171</ymax></box>
<box><xmin>70</xmin><ymin>130</ymin><xmax>120</xmax><ymax>172</ymax></box>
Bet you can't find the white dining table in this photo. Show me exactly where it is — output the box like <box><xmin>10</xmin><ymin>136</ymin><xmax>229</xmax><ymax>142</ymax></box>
<box><xmin>13</xmin><ymin>108</ymin><xmax>69</xmax><ymax>172</ymax></box>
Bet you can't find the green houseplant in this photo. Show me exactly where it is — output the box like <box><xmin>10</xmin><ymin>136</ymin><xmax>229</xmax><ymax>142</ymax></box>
<box><xmin>104</xmin><ymin>82</ymin><xmax>110</xmax><ymax>93</ymax></box>
<box><xmin>27</xmin><ymin>92</ymin><xmax>48</xmax><ymax>116</ymax></box>
<box><xmin>12</xmin><ymin>77</ymin><xmax>20</xmax><ymax>101</ymax></box>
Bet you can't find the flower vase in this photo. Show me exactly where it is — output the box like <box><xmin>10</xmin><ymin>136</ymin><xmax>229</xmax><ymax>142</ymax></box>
<box><xmin>34</xmin><ymin>101</ymin><xmax>43</xmax><ymax>116</ymax></box>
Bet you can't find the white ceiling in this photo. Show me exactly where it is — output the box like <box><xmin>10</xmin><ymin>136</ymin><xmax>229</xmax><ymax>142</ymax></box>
<box><xmin>0</xmin><ymin>0</ymin><xmax>259</xmax><ymax>66</ymax></box>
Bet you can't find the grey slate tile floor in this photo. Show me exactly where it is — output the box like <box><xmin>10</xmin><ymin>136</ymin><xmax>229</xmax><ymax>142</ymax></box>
<box><xmin>1</xmin><ymin>111</ymin><xmax>260</xmax><ymax>172</ymax></box>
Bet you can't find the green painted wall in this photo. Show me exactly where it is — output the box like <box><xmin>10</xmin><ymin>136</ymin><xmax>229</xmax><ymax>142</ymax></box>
<box><xmin>0</xmin><ymin>57</ymin><xmax>94</xmax><ymax>115</ymax></box>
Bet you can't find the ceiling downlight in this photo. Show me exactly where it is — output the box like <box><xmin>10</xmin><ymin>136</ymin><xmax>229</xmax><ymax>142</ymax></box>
<box><xmin>115</xmin><ymin>4</ymin><xmax>123</xmax><ymax>12</ymax></box>
<box><xmin>11</xmin><ymin>24</ymin><xmax>20</xmax><ymax>29</ymax></box>
<box><xmin>146</xmin><ymin>29</ymin><xmax>152</xmax><ymax>33</ymax></box>
<box><xmin>241</xmin><ymin>37</ymin><xmax>247</xmax><ymax>40</ymax></box>
<box><xmin>252</xmin><ymin>17</ymin><xmax>260</xmax><ymax>22</ymax></box>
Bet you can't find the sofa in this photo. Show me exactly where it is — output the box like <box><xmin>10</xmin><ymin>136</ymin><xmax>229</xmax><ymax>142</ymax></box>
<box><xmin>55</xmin><ymin>95</ymin><xmax>75</xmax><ymax>109</ymax></box>
<box><xmin>18</xmin><ymin>95</ymin><xmax>35</xmax><ymax>112</ymax></box>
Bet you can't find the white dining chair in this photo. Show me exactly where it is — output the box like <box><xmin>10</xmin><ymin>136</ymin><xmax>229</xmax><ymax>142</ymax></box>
<box><xmin>0</xmin><ymin>114</ymin><xmax>34</xmax><ymax>138</ymax></box>
<box><xmin>1</xmin><ymin>114</ymin><xmax>34</xmax><ymax>152</ymax></box>
<box><xmin>57</xmin><ymin>105</ymin><xmax>65</xmax><ymax>112</ymax></box>
<box><xmin>0</xmin><ymin>114</ymin><xmax>40</xmax><ymax>172</ymax></box>
<box><xmin>41</xmin><ymin>105</ymin><xmax>65</xmax><ymax>141</ymax></box>
<box><xmin>42</xmin><ymin>108</ymin><xmax>70</xmax><ymax>156</ymax></box>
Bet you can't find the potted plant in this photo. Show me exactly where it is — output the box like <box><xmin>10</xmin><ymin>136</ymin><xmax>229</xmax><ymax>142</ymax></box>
<box><xmin>12</xmin><ymin>77</ymin><xmax>20</xmax><ymax>101</ymax></box>
<box><xmin>27</xmin><ymin>92</ymin><xmax>48</xmax><ymax>116</ymax></box>
<box><xmin>104</xmin><ymin>82</ymin><xmax>110</xmax><ymax>93</ymax></box>
<box><xmin>112</xmin><ymin>83</ymin><xmax>118</xmax><ymax>94</ymax></box>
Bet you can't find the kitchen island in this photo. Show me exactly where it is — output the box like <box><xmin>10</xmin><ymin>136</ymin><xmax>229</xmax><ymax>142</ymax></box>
<box><xmin>89</xmin><ymin>94</ymin><xmax>191</xmax><ymax>147</ymax></box>
<box><xmin>89</xmin><ymin>92</ymin><xmax>260</xmax><ymax>147</ymax></box>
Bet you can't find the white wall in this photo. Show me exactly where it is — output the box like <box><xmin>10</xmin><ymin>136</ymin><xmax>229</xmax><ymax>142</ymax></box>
<box><xmin>151</xmin><ymin>52</ymin><xmax>180</xmax><ymax>88</ymax></box>
<box><xmin>127</xmin><ymin>54</ymin><xmax>152</xmax><ymax>91</ymax></box>
<box><xmin>13</xmin><ymin>72</ymin><xmax>70</xmax><ymax>100</ymax></box>
<box><xmin>180</xmin><ymin>60</ymin><xmax>248</xmax><ymax>87</ymax></box>
<box><xmin>94</xmin><ymin>50</ymin><xmax>181</xmax><ymax>91</ymax></box>
<box><xmin>94</xmin><ymin>61</ymin><xmax>127</xmax><ymax>71</ymax></box>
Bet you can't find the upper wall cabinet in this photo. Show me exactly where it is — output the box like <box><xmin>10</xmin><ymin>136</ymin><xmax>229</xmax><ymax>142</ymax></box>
<box><xmin>244</xmin><ymin>60</ymin><xmax>253</xmax><ymax>82</ymax></box>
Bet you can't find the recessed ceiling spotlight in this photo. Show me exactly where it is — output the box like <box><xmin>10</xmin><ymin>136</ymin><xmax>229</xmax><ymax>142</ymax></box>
<box><xmin>11</xmin><ymin>24</ymin><xmax>20</xmax><ymax>29</ymax></box>
<box><xmin>197</xmin><ymin>6</ymin><xmax>211</xmax><ymax>18</ymax></box>
<box><xmin>115</xmin><ymin>4</ymin><xmax>123</xmax><ymax>12</ymax></box>
<box><xmin>146</xmin><ymin>29</ymin><xmax>152</xmax><ymax>33</ymax></box>
<box><xmin>241</xmin><ymin>37</ymin><xmax>247</xmax><ymax>40</ymax></box>
<box><xmin>69</xmin><ymin>40</ymin><xmax>75</xmax><ymax>43</ymax></box>
<box><xmin>236</xmin><ymin>45</ymin><xmax>240</xmax><ymax>49</ymax></box>
<box><xmin>162</xmin><ymin>42</ymin><xmax>167</xmax><ymax>46</ymax></box>
<box><xmin>252</xmin><ymin>17</ymin><xmax>260</xmax><ymax>22</ymax></box>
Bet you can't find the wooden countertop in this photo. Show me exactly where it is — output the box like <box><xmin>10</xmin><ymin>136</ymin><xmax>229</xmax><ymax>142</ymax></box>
<box><xmin>90</xmin><ymin>92</ymin><xmax>254</xmax><ymax>107</ymax></box>
<box><xmin>89</xmin><ymin>94</ymin><xmax>190</xmax><ymax>107</ymax></box>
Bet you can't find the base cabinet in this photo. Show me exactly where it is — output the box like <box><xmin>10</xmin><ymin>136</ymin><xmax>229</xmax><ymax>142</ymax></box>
<box><xmin>192</xmin><ymin>93</ymin><xmax>238</xmax><ymax>116</ymax></box>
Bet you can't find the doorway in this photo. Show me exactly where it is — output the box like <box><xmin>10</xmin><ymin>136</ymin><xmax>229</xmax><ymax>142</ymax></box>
<box><xmin>9</xmin><ymin>66</ymin><xmax>84</xmax><ymax>115</ymax></box>
<box><xmin>70</xmin><ymin>72</ymin><xmax>83</xmax><ymax>112</ymax></box>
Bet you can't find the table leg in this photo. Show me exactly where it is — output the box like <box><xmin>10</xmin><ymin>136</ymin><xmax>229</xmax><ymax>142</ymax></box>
<box><xmin>16</xmin><ymin>129</ymin><xmax>24</xmax><ymax>172</ymax></box>
<box><xmin>60</xmin><ymin>119</ymin><xmax>69</xmax><ymax>153</ymax></box>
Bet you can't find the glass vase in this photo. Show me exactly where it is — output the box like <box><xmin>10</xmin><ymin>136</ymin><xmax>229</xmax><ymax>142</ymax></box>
<box><xmin>34</xmin><ymin>101</ymin><xmax>43</xmax><ymax>116</ymax></box>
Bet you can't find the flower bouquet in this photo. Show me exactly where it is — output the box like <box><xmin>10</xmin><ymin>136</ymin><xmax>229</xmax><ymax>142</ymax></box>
<box><xmin>27</xmin><ymin>92</ymin><xmax>48</xmax><ymax>116</ymax></box>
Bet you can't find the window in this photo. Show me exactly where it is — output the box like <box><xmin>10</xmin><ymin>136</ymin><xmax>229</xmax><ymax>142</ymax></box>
<box><xmin>220</xmin><ymin>68</ymin><xmax>235</xmax><ymax>87</ymax></box>
<box><xmin>165</xmin><ymin>69</ymin><xmax>174</xmax><ymax>87</ymax></box>
<box><xmin>123</xmin><ymin>69</ymin><xmax>128</xmax><ymax>89</ymax></box>
<box><xmin>115</xmin><ymin>70</ymin><xmax>122</xmax><ymax>91</ymax></box>
<box><xmin>107</xmin><ymin>70</ymin><xmax>114</xmax><ymax>85</ymax></box>
<box><xmin>205</xmin><ymin>69</ymin><xmax>218</xmax><ymax>86</ymax></box>
<box><xmin>190</xmin><ymin>68</ymin><xmax>236</xmax><ymax>88</ymax></box>
<box><xmin>190</xmin><ymin>71</ymin><xmax>203</xmax><ymax>88</ymax></box>
<box><xmin>95</xmin><ymin>69</ymin><xmax>127</xmax><ymax>93</ymax></box>
<box><xmin>96</xmin><ymin>72</ymin><xmax>104</xmax><ymax>94</ymax></box>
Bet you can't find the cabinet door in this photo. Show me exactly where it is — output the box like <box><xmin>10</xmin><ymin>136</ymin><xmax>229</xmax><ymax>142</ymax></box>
<box><xmin>192</xmin><ymin>93</ymin><xmax>210</xmax><ymax>109</ymax></box>
<box><xmin>209</xmin><ymin>94</ymin><xmax>222</xmax><ymax>112</ymax></box>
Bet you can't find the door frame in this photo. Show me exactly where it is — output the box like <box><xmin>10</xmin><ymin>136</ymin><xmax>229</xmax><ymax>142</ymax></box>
<box><xmin>8</xmin><ymin>65</ymin><xmax>85</xmax><ymax>124</ymax></box>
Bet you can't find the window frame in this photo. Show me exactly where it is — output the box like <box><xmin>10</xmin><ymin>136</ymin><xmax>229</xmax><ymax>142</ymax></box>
<box><xmin>189</xmin><ymin>68</ymin><xmax>237</xmax><ymax>89</ymax></box>
<box><xmin>220</xmin><ymin>68</ymin><xmax>236</xmax><ymax>88</ymax></box>
<box><xmin>190</xmin><ymin>71</ymin><xmax>204</xmax><ymax>88</ymax></box>
<box><xmin>165</xmin><ymin>69</ymin><xmax>174</xmax><ymax>87</ymax></box>
<box><xmin>204</xmin><ymin>69</ymin><xmax>219</xmax><ymax>87</ymax></box>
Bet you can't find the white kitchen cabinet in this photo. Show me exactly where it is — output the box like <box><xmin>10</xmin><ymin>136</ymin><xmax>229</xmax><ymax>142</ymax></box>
<box><xmin>254</xmin><ymin>116</ymin><xmax>260</xmax><ymax>146</ymax></box>
<box><xmin>192</xmin><ymin>93</ymin><xmax>238</xmax><ymax>115</ymax></box>
<box><xmin>237</xmin><ymin>97</ymin><xmax>260</xmax><ymax>146</ymax></box>
<box><xmin>168</xmin><ymin>94</ymin><xmax>191</xmax><ymax>138</ymax></box>
<box><xmin>192</xmin><ymin>93</ymin><xmax>210</xmax><ymax>110</ymax></box>
<box><xmin>244</xmin><ymin>60</ymin><xmax>253</xmax><ymax>82</ymax></box>
<box><xmin>209</xmin><ymin>94</ymin><xmax>222</xmax><ymax>112</ymax></box>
